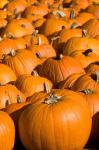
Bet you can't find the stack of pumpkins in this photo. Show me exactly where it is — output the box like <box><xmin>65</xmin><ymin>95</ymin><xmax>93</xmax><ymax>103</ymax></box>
<box><xmin>0</xmin><ymin>0</ymin><xmax>99</xmax><ymax>149</ymax></box>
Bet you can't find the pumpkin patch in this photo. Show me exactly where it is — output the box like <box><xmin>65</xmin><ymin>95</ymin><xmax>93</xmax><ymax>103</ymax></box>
<box><xmin>0</xmin><ymin>0</ymin><xmax>98</xmax><ymax>150</ymax></box>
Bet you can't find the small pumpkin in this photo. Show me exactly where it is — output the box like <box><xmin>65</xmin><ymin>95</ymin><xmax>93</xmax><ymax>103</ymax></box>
<box><xmin>0</xmin><ymin>84</ymin><xmax>26</xmax><ymax>109</ymax></box>
<box><xmin>3</xmin><ymin>49</ymin><xmax>40</xmax><ymax>77</ymax></box>
<box><xmin>38</xmin><ymin>55</ymin><xmax>85</xmax><ymax>86</ymax></box>
<box><xmin>2</xmin><ymin>18</ymin><xmax>35</xmax><ymax>38</ymax></box>
<box><xmin>15</xmin><ymin>72</ymin><xmax>53</xmax><ymax>97</ymax></box>
<box><xmin>69</xmin><ymin>49</ymin><xmax>99</xmax><ymax>68</ymax></box>
<box><xmin>62</xmin><ymin>37</ymin><xmax>99</xmax><ymax>56</ymax></box>
<box><xmin>85</xmin><ymin>62</ymin><xmax>99</xmax><ymax>75</ymax></box>
<box><xmin>82</xmin><ymin>19</ymin><xmax>99</xmax><ymax>38</ymax></box>
<box><xmin>0</xmin><ymin>63</ymin><xmax>16</xmax><ymax>85</ymax></box>
<box><xmin>71</xmin><ymin>72</ymin><xmax>99</xmax><ymax>92</ymax></box>
<box><xmin>40</xmin><ymin>18</ymin><xmax>68</xmax><ymax>36</ymax></box>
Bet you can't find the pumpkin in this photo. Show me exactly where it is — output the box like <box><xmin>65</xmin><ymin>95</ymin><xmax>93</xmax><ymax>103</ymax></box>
<box><xmin>3</xmin><ymin>100</ymin><xmax>30</xmax><ymax>139</ymax></box>
<box><xmin>71</xmin><ymin>72</ymin><xmax>99</xmax><ymax>92</ymax></box>
<box><xmin>0</xmin><ymin>63</ymin><xmax>16</xmax><ymax>85</ymax></box>
<box><xmin>38</xmin><ymin>55</ymin><xmax>85</xmax><ymax>86</ymax></box>
<box><xmin>79</xmin><ymin>89</ymin><xmax>99</xmax><ymax>147</ymax></box>
<box><xmin>75</xmin><ymin>12</ymin><xmax>95</xmax><ymax>26</ymax></box>
<box><xmin>86</xmin><ymin>4</ymin><xmax>99</xmax><ymax>19</ymax></box>
<box><xmin>19</xmin><ymin>89</ymin><xmax>92</xmax><ymax>150</ymax></box>
<box><xmin>2</xmin><ymin>18</ymin><xmax>35</xmax><ymax>38</ymax></box>
<box><xmin>29</xmin><ymin>32</ymin><xmax>49</xmax><ymax>46</ymax></box>
<box><xmin>0</xmin><ymin>84</ymin><xmax>26</xmax><ymax>109</ymax></box>
<box><xmin>15</xmin><ymin>72</ymin><xmax>53</xmax><ymax>97</ymax></box>
<box><xmin>0</xmin><ymin>37</ymin><xmax>26</xmax><ymax>59</ymax></box>
<box><xmin>69</xmin><ymin>49</ymin><xmax>99</xmax><ymax>68</ymax></box>
<box><xmin>7</xmin><ymin>0</ymin><xmax>27</xmax><ymax>16</ymax></box>
<box><xmin>51</xmin><ymin>28</ymin><xmax>82</xmax><ymax>50</ymax></box>
<box><xmin>2</xmin><ymin>49</ymin><xmax>40</xmax><ymax>77</ymax></box>
<box><xmin>23</xmin><ymin>3</ymin><xmax>49</xmax><ymax>22</ymax></box>
<box><xmin>95</xmin><ymin>35</ymin><xmax>99</xmax><ymax>41</ymax></box>
<box><xmin>0</xmin><ymin>9</ymin><xmax>11</xmax><ymax>19</ymax></box>
<box><xmin>40</xmin><ymin>18</ymin><xmax>68</xmax><ymax>36</ymax></box>
<box><xmin>82</xmin><ymin>19</ymin><xmax>99</xmax><ymax>38</ymax></box>
<box><xmin>0</xmin><ymin>0</ymin><xmax>9</xmax><ymax>9</ymax></box>
<box><xmin>38</xmin><ymin>0</ymin><xmax>54</xmax><ymax>5</ymax></box>
<box><xmin>62</xmin><ymin>37</ymin><xmax>99</xmax><ymax>56</ymax></box>
<box><xmin>58</xmin><ymin>72</ymin><xmax>85</xmax><ymax>89</ymax></box>
<box><xmin>31</xmin><ymin>44</ymin><xmax>56</xmax><ymax>61</ymax></box>
<box><xmin>0</xmin><ymin>111</ymin><xmax>15</xmax><ymax>150</ymax></box>
<box><xmin>85</xmin><ymin>62</ymin><xmax>99</xmax><ymax>75</ymax></box>
<box><xmin>0</xmin><ymin>18</ymin><xmax>7</xmax><ymax>28</ymax></box>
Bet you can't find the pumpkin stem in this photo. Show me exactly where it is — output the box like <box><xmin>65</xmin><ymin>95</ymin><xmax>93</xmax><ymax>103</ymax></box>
<box><xmin>36</xmin><ymin>52</ymin><xmax>42</xmax><ymax>58</ymax></box>
<box><xmin>70</xmin><ymin>22</ymin><xmax>77</xmax><ymax>29</ymax></box>
<box><xmin>5</xmin><ymin>100</ymin><xmax>10</xmax><ymax>107</ymax></box>
<box><xmin>70</xmin><ymin>10</ymin><xmax>75</xmax><ymax>19</ymax></box>
<box><xmin>91</xmin><ymin>71</ymin><xmax>99</xmax><ymax>83</ymax></box>
<box><xmin>10</xmin><ymin>49</ymin><xmax>16</xmax><ymax>56</ymax></box>
<box><xmin>82</xmin><ymin>29</ymin><xmax>87</xmax><ymax>37</ymax></box>
<box><xmin>82</xmin><ymin>49</ymin><xmax>93</xmax><ymax>56</ymax></box>
<box><xmin>44</xmin><ymin>83</ymin><xmax>51</xmax><ymax>93</ymax></box>
<box><xmin>50</xmin><ymin>36</ymin><xmax>60</xmax><ymax>45</ymax></box>
<box><xmin>17</xmin><ymin>95</ymin><xmax>22</xmax><ymax>103</ymax></box>
<box><xmin>31</xmin><ymin>70</ymin><xmax>39</xmax><ymax>76</ymax></box>
<box><xmin>33</xmin><ymin>30</ymin><xmax>39</xmax><ymax>37</ymax></box>
<box><xmin>80</xmin><ymin>89</ymin><xmax>94</xmax><ymax>95</ymax></box>
<box><xmin>44</xmin><ymin>93</ymin><xmax>61</xmax><ymax>104</ymax></box>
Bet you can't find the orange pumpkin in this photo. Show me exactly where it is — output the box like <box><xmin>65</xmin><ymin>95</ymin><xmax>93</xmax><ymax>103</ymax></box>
<box><xmin>0</xmin><ymin>63</ymin><xmax>16</xmax><ymax>85</ymax></box>
<box><xmin>62</xmin><ymin>37</ymin><xmax>99</xmax><ymax>56</ymax></box>
<box><xmin>0</xmin><ymin>111</ymin><xmax>15</xmax><ymax>150</ymax></box>
<box><xmin>85</xmin><ymin>62</ymin><xmax>99</xmax><ymax>75</ymax></box>
<box><xmin>3</xmin><ymin>49</ymin><xmax>40</xmax><ymax>77</ymax></box>
<box><xmin>40</xmin><ymin>18</ymin><xmax>68</xmax><ymax>36</ymax></box>
<box><xmin>2</xmin><ymin>18</ymin><xmax>35</xmax><ymax>38</ymax></box>
<box><xmin>0</xmin><ymin>0</ymin><xmax>9</xmax><ymax>9</ymax></box>
<box><xmin>82</xmin><ymin>19</ymin><xmax>99</xmax><ymax>38</ymax></box>
<box><xmin>80</xmin><ymin>89</ymin><xmax>99</xmax><ymax>146</ymax></box>
<box><xmin>39</xmin><ymin>55</ymin><xmax>85</xmax><ymax>86</ymax></box>
<box><xmin>15</xmin><ymin>73</ymin><xmax>53</xmax><ymax>97</ymax></box>
<box><xmin>71</xmin><ymin>72</ymin><xmax>99</xmax><ymax>92</ymax></box>
<box><xmin>0</xmin><ymin>84</ymin><xmax>26</xmax><ymax>109</ymax></box>
<box><xmin>19</xmin><ymin>89</ymin><xmax>92</xmax><ymax>150</ymax></box>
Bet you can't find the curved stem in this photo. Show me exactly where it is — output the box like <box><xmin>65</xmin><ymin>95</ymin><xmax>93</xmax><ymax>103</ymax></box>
<box><xmin>17</xmin><ymin>95</ymin><xmax>22</xmax><ymax>103</ymax></box>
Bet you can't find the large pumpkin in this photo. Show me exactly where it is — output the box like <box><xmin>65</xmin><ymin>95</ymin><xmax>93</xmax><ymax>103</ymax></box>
<box><xmin>19</xmin><ymin>89</ymin><xmax>92</xmax><ymax>150</ymax></box>
<box><xmin>0</xmin><ymin>111</ymin><xmax>15</xmax><ymax>150</ymax></box>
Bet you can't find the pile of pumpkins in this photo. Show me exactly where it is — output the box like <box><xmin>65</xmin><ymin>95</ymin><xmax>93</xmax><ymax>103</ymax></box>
<box><xmin>0</xmin><ymin>0</ymin><xmax>99</xmax><ymax>149</ymax></box>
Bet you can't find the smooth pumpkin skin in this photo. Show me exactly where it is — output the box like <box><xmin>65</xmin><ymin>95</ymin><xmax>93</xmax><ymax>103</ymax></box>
<box><xmin>40</xmin><ymin>18</ymin><xmax>68</xmax><ymax>36</ymax></box>
<box><xmin>0</xmin><ymin>38</ymin><xmax>26</xmax><ymax>59</ymax></box>
<box><xmin>39</xmin><ymin>55</ymin><xmax>85</xmax><ymax>86</ymax></box>
<box><xmin>2</xmin><ymin>18</ymin><xmax>35</xmax><ymax>38</ymax></box>
<box><xmin>3</xmin><ymin>49</ymin><xmax>40</xmax><ymax>77</ymax></box>
<box><xmin>15</xmin><ymin>74</ymin><xmax>53</xmax><ymax>97</ymax></box>
<box><xmin>86</xmin><ymin>4</ymin><xmax>99</xmax><ymax>19</ymax></box>
<box><xmin>19</xmin><ymin>89</ymin><xmax>92</xmax><ymax>150</ymax></box>
<box><xmin>85</xmin><ymin>62</ymin><xmax>99</xmax><ymax>75</ymax></box>
<box><xmin>79</xmin><ymin>90</ymin><xmax>99</xmax><ymax>146</ymax></box>
<box><xmin>62</xmin><ymin>37</ymin><xmax>99</xmax><ymax>56</ymax></box>
<box><xmin>0</xmin><ymin>84</ymin><xmax>26</xmax><ymax>109</ymax></box>
<box><xmin>0</xmin><ymin>63</ymin><xmax>16</xmax><ymax>85</ymax></box>
<box><xmin>82</xmin><ymin>19</ymin><xmax>99</xmax><ymax>38</ymax></box>
<box><xmin>58</xmin><ymin>72</ymin><xmax>84</xmax><ymax>89</ymax></box>
<box><xmin>69</xmin><ymin>49</ymin><xmax>99</xmax><ymax>68</ymax></box>
<box><xmin>0</xmin><ymin>111</ymin><xmax>15</xmax><ymax>150</ymax></box>
<box><xmin>71</xmin><ymin>73</ymin><xmax>99</xmax><ymax>92</ymax></box>
<box><xmin>0</xmin><ymin>0</ymin><xmax>9</xmax><ymax>9</ymax></box>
